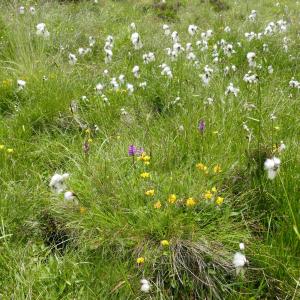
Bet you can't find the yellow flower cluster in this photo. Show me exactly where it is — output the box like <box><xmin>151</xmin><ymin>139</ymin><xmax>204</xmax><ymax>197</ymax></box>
<box><xmin>186</xmin><ymin>197</ymin><xmax>196</xmax><ymax>207</ymax></box>
<box><xmin>203</xmin><ymin>187</ymin><xmax>224</xmax><ymax>206</ymax></box>
<box><xmin>140</xmin><ymin>172</ymin><xmax>150</xmax><ymax>179</ymax></box>
<box><xmin>215</xmin><ymin>196</ymin><xmax>224</xmax><ymax>206</ymax></box>
<box><xmin>0</xmin><ymin>145</ymin><xmax>14</xmax><ymax>154</ymax></box>
<box><xmin>153</xmin><ymin>200</ymin><xmax>161</xmax><ymax>209</ymax></box>
<box><xmin>196</xmin><ymin>163</ymin><xmax>208</xmax><ymax>174</ymax></box>
<box><xmin>213</xmin><ymin>164</ymin><xmax>222</xmax><ymax>173</ymax></box>
<box><xmin>145</xmin><ymin>189</ymin><xmax>155</xmax><ymax>196</ymax></box>
<box><xmin>138</xmin><ymin>152</ymin><xmax>151</xmax><ymax>165</ymax></box>
<box><xmin>160</xmin><ymin>240</ymin><xmax>170</xmax><ymax>247</ymax></box>
<box><xmin>168</xmin><ymin>194</ymin><xmax>177</xmax><ymax>204</ymax></box>
<box><xmin>196</xmin><ymin>163</ymin><xmax>222</xmax><ymax>174</ymax></box>
<box><xmin>136</xmin><ymin>257</ymin><xmax>145</xmax><ymax>264</ymax></box>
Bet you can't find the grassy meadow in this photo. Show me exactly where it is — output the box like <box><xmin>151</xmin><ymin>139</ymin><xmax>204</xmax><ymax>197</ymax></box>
<box><xmin>0</xmin><ymin>0</ymin><xmax>299</xmax><ymax>299</ymax></box>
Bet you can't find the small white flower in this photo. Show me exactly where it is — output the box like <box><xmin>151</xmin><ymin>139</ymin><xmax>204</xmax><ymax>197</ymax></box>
<box><xmin>204</xmin><ymin>97</ymin><xmax>214</xmax><ymax>105</ymax></box>
<box><xmin>233</xmin><ymin>252</ymin><xmax>247</xmax><ymax>268</ymax></box>
<box><xmin>89</xmin><ymin>36</ymin><xmax>96</xmax><ymax>47</ymax></box>
<box><xmin>223</xmin><ymin>43</ymin><xmax>235</xmax><ymax>57</ymax></box>
<box><xmin>289</xmin><ymin>78</ymin><xmax>300</xmax><ymax>89</ymax></box>
<box><xmin>78</xmin><ymin>47</ymin><xmax>91</xmax><ymax>56</ymax></box>
<box><xmin>200</xmin><ymin>66</ymin><xmax>213</xmax><ymax>86</ymax></box>
<box><xmin>130</xmin><ymin>22</ymin><xmax>136</xmax><ymax>31</ymax></box>
<box><xmin>225</xmin><ymin>82</ymin><xmax>239</xmax><ymax>97</ymax></box>
<box><xmin>171</xmin><ymin>31</ymin><xmax>179</xmax><ymax>42</ymax></box>
<box><xmin>49</xmin><ymin>173</ymin><xmax>70</xmax><ymax>194</ymax></box>
<box><xmin>119</xmin><ymin>74</ymin><xmax>125</xmax><ymax>84</ymax></box>
<box><xmin>95</xmin><ymin>83</ymin><xmax>104</xmax><ymax>94</ymax></box>
<box><xmin>19</xmin><ymin>6</ymin><xmax>25</xmax><ymax>14</ymax></box>
<box><xmin>245</xmin><ymin>32</ymin><xmax>257</xmax><ymax>41</ymax></box>
<box><xmin>163</xmin><ymin>24</ymin><xmax>170</xmax><ymax>35</ymax></box>
<box><xmin>139</xmin><ymin>81</ymin><xmax>147</xmax><ymax>89</ymax></box>
<box><xmin>196</xmin><ymin>39</ymin><xmax>208</xmax><ymax>52</ymax></box>
<box><xmin>68</xmin><ymin>53</ymin><xmax>77</xmax><ymax>65</ymax></box>
<box><xmin>264</xmin><ymin>157</ymin><xmax>281</xmax><ymax>180</ymax></box>
<box><xmin>160</xmin><ymin>64</ymin><xmax>173</xmax><ymax>78</ymax></box>
<box><xmin>248</xmin><ymin>10</ymin><xmax>257</xmax><ymax>21</ymax></box>
<box><xmin>173</xmin><ymin>42</ymin><xmax>184</xmax><ymax>54</ymax></box>
<box><xmin>143</xmin><ymin>52</ymin><xmax>155</xmax><ymax>64</ymax></box>
<box><xmin>101</xmin><ymin>94</ymin><xmax>109</xmax><ymax>105</ymax></box>
<box><xmin>239</xmin><ymin>243</ymin><xmax>245</xmax><ymax>251</ymax></box>
<box><xmin>188</xmin><ymin>24</ymin><xmax>197</xmax><ymax>36</ymax></box>
<box><xmin>36</xmin><ymin>23</ymin><xmax>50</xmax><ymax>39</ymax></box>
<box><xmin>17</xmin><ymin>79</ymin><xmax>26</xmax><ymax>91</ymax></box>
<box><xmin>268</xmin><ymin>65</ymin><xmax>274</xmax><ymax>74</ymax></box>
<box><xmin>104</xmin><ymin>49</ymin><xmax>113</xmax><ymax>63</ymax></box>
<box><xmin>243</xmin><ymin>71</ymin><xmax>258</xmax><ymax>84</ymax></box>
<box><xmin>132</xmin><ymin>65</ymin><xmax>140</xmax><ymax>78</ymax></box>
<box><xmin>278</xmin><ymin>141</ymin><xmax>286</xmax><ymax>152</ymax></box>
<box><xmin>140</xmin><ymin>279</ymin><xmax>151</xmax><ymax>293</ymax></box>
<box><xmin>110</xmin><ymin>78</ymin><xmax>119</xmax><ymax>90</ymax></box>
<box><xmin>131</xmin><ymin>32</ymin><xmax>143</xmax><ymax>50</ymax></box>
<box><xmin>64</xmin><ymin>191</ymin><xmax>75</xmax><ymax>201</ymax></box>
<box><xmin>29</xmin><ymin>6</ymin><xmax>36</xmax><ymax>15</ymax></box>
<box><xmin>247</xmin><ymin>52</ymin><xmax>256</xmax><ymax>68</ymax></box>
<box><xmin>263</xmin><ymin>43</ymin><xmax>269</xmax><ymax>52</ymax></box>
<box><xmin>187</xmin><ymin>52</ymin><xmax>196</xmax><ymax>61</ymax></box>
<box><xmin>126</xmin><ymin>83</ymin><xmax>134</xmax><ymax>94</ymax></box>
<box><xmin>106</xmin><ymin>35</ymin><xmax>114</xmax><ymax>46</ymax></box>
<box><xmin>224</xmin><ymin>26</ymin><xmax>231</xmax><ymax>33</ymax></box>
<box><xmin>179</xmin><ymin>125</ymin><xmax>184</xmax><ymax>132</ymax></box>
<box><xmin>201</xmin><ymin>29</ymin><xmax>213</xmax><ymax>40</ymax></box>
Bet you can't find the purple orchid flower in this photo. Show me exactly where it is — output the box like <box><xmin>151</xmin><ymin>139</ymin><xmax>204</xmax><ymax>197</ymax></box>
<box><xmin>128</xmin><ymin>144</ymin><xmax>137</xmax><ymax>156</ymax></box>
<box><xmin>198</xmin><ymin>119</ymin><xmax>206</xmax><ymax>133</ymax></box>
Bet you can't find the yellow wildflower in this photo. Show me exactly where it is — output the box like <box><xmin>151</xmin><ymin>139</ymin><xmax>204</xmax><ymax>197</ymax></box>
<box><xmin>216</xmin><ymin>197</ymin><xmax>224</xmax><ymax>206</ymax></box>
<box><xmin>140</xmin><ymin>172</ymin><xmax>150</xmax><ymax>179</ymax></box>
<box><xmin>153</xmin><ymin>200</ymin><xmax>161</xmax><ymax>209</ymax></box>
<box><xmin>145</xmin><ymin>189</ymin><xmax>155</xmax><ymax>196</ymax></box>
<box><xmin>186</xmin><ymin>197</ymin><xmax>196</xmax><ymax>207</ymax></box>
<box><xmin>79</xmin><ymin>207</ymin><xmax>87</xmax><ymax>214</ymax></box>
<box><xmin>213</xmin><ymin>164</ymin><xmax>222</xmax><ymax>173</ymax></box>
<box><xmin>204</xmin><ymin>191</ymin><xmax>213</xmax><ymax>200</ymax></box>
<box><xmin>0</xmin><ymin>145</ymin><xmax>4</xmax><ymax>150</ymax></box>
<box><xmin>274</xmin><ymin>126</ymin><xmax>280</xmax><ymax>130</ymax></box>
<box><xmin>196</xmin><ymin>163</ymin><xmax>207</xmax><ymax>171</ymax></box>
<box><xmin>160</xmin><ymin>240</ymin><xmax>170</xmax><ymax>247</ymax></box>
<box><xmin>168</xmin><ymin>194</ymin><xmax>177</xmax><ymax>204</ymax></box>
<box><xmin>7</xmin><ymin>148</ymin><xmax>14</xmax><ymax>154</ymax></box>
<box><xmin>136</xmin><ymin>257</ymin><xmax>145</xmax><ymax>264</ymax></box>
<box><xmin>88</xmin><ymin>138</ymin><xmax>93</xmax><ymax>143</ymax></box>
<box><xmin>139</xmin><ymin>153</ymin><xmax>151</xmax><ymax>163</ymax></box>
<box><xmin>211</xmin><ymin>186</ymin><xmax>217</xmax><ymax>193</ymax></box>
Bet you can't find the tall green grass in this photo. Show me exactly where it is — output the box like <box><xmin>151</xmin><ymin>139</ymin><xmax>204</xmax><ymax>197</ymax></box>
<box><xmin>0</xmin><ymin>0</ymin><xmax>299</xmax><ymax>298</ymax></box>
